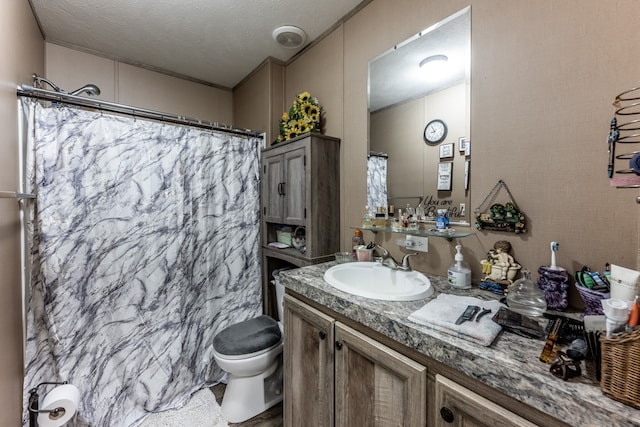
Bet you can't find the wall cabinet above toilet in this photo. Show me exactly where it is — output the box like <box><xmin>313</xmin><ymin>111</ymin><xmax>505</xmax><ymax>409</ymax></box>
<box><xmin>263</xmin><ymin>146</ymin><xmax>307</xmax><ymax>225</ymax></box>
<box><xmin>260</xmin><ymin>133</ymin><xmax>340</xmax><ymax>319</ymax></box>
<box><xmin>261</xmin><ymin>133</ymin><xmax>340</xmax><ymax>260</ymax></box>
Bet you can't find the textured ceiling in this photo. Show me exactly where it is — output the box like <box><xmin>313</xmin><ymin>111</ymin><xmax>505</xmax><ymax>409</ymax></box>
<box><xmin>29</xmin><ymin>0</ymin><xmax>366</xmax><ymax>89</ymax></box>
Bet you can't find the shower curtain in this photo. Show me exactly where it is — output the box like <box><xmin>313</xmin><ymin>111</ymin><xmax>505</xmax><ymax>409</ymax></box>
<box><xmin>21</xmin><ymin>100</ymin><xmax>263</xmax><ymax>426</ymax></box>
<box><xmin>367</xmin><ymin>155</ymin><xmax>388</xmax><ymax>214</ymax></box>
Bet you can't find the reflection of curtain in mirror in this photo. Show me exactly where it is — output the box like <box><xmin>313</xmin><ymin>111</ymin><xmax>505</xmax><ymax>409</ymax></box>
<box><xmin>367</xmin><ymin>154</ymin><xmax>388</xmax><ymax>214</ymax></box>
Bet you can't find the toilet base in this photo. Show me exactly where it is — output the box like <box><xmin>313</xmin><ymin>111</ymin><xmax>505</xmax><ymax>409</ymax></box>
<box><xmin>220</xmin><ymin>355</ymin><xmax>283</xmax><ymax>423</ymax></box>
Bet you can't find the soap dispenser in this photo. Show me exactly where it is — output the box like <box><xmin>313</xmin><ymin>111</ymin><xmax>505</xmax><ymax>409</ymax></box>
<box><xmin>448</xmin><ymin>245</ymin><xmax>471</xmax><ymax>289</ymax></box>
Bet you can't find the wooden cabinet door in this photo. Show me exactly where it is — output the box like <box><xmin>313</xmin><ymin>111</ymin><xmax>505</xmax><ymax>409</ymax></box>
<box><xmin>283</xmin><ymin>294</ymin><xmax>335</xmax><ymax>427</ymax></box>
<box><xmin>263</xmin><ymin>153</ymin><xmax>284</xmax><ymax>223</ymax></box>
<box><xmin>334</xmin><ymin>323</ymin><xmax>427</xmax><ymax>427</ymax></box>
<box><xmin>282</xmin><ymin>147</ymin><xmax>306</xmax><ymax>225</ymax></box>
<box><xmin>434</xmin><ymin>375</ymin><xmax>538</xmax><ymax>427</ymax></box>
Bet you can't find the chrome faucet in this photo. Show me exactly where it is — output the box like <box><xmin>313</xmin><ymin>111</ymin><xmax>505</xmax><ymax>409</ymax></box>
<box><xmin>374</xmin><ymin>244</ymin><xmax>417</xmax><ymax>271</ymax></box>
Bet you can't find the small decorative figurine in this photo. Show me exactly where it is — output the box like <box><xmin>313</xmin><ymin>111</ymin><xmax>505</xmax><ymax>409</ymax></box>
<box><xmin>480</xmin><ymin>240</ymin><xmax>522</xmax><ymax>287</ymax></box>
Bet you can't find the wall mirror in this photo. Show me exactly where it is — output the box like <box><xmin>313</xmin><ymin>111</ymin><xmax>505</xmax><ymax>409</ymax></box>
<box><xmin>368</xmin><ymin>6</ymin><xmax>471</xmax><ymax>225</ymax></box>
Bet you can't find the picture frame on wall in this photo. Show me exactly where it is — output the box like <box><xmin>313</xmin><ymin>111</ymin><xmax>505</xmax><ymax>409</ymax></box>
<box><xmin>437</xmin><ymin>162</ymin><xmax>453</xmax><ymax>191</ymax></box>
<box><xmin>465</xmin><ymin>160</ymin><xmax>470</xmax><ymax>190</ymax></box>
<box><xmin>458</xmin><ymin>137</ymin><xmax>467</xmax><ymax>153</ymax></box>
<box><xmin>439</xmin><ymin>143</ymin><xmax>454</xmax><ymax>159</ymax></box>
<box><xmin>464</xmin><ymin>140</ymin><xmax>471</xmax><ymax>156</ymax></box>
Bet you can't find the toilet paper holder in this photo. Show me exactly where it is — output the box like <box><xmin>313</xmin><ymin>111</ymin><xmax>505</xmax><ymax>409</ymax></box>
<box><xmin>28</xmin><ymin>381</ymin><xmax>69</xmax><ymax>427</ymax></box>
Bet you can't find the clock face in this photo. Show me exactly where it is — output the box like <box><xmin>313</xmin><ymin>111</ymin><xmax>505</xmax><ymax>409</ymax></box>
<box><xmin>424</xmin><ymin>119</ymin><xmax>447</xmax><ymax>145</ymax></box>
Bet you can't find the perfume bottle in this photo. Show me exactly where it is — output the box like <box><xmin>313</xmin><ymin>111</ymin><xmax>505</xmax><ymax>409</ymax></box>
<box><xmin>362</xmin><ymin>205</ymin><xmax>373</xmax><ymax>228</ymax></box>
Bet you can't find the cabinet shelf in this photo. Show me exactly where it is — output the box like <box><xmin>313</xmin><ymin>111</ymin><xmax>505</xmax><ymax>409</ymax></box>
<box><xmin>352</xmin><ymin>225</ymin><xmax>474</xmax><ymax>240</ymax></box>
<box><xmin>262</xmin><ymin>245</ymin><xmax>334</xmax><ymax>266</ymax></box>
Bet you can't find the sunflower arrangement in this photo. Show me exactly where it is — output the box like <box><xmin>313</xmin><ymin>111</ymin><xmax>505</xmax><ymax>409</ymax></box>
<box><xmin>275</xmin><ymin>91</ymin><xmax>322</xmax><ymax>144</ymax></box>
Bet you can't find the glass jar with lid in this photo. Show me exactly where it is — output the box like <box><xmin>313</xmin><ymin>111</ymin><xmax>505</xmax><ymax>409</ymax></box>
<box><xmin>506</xmin><ymin>269</ymin><xmax>547</xmax><ymax>317</ymax></box>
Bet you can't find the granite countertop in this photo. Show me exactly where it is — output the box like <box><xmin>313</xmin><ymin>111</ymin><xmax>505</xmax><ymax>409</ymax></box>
<box><xmin>278</xmin><ymin>262</ymin><xmax>640</xmax><ymax>427</ymax></box>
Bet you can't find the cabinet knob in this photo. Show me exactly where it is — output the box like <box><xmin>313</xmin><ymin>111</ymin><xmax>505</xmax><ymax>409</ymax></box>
<box><xmin>440</xmin><ymin>407</ymin><xmax>454</xmax><ymax>423</ymax></box>
<box><xmin>318</xmin><ymin>330</ymin><xmax>326</xmax><ymax>340</ymax></box>
<box><xmin>335</xmin><ymin>341</ymin><xmax>343</xmax><ymax>350</ymax></box>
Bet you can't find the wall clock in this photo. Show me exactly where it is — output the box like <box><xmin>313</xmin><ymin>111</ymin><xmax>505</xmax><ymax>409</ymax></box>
<box><xmin>424</xmin><ymin>119</ymin><xmax>447</xmax><ymax>145</ymax></box>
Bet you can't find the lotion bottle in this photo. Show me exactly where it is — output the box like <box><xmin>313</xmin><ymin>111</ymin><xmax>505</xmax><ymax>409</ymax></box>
<box><xmin>448</xmin><ymin>245</ymin><xmax>471</xmax><ymax>289</ymax></box>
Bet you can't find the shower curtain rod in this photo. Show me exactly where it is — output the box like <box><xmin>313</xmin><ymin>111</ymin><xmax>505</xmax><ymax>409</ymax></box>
<box><xmin>368</xmin><ymin>151</ymin><xmax>388</xmax><ymax>158</ymax></box>
<box><xmin>17</xmin><ymin>85</ymin><xmax>263</xmax><ymax>138</ymax></box>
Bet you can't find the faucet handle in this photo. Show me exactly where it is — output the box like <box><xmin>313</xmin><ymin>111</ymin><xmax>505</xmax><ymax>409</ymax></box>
<box><xmin>374</xmin><ymin>244</ymin><xmax>390</xmax><ymax>257</ymax></box>
<box><xmin>401</xmin><ymin>252</ymin><xmax>418</xmax><ymax>270</ymax></box>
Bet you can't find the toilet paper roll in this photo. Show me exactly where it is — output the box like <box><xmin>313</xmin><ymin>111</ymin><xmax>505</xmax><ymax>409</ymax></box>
<box><xmin>37</xmin><ymin>384</ymin><xmax>80</xmax><ymax>427</ymax></box>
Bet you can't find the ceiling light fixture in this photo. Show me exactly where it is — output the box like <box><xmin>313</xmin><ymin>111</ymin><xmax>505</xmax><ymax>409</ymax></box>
<box><xmin>419</xmin><ymin>54</ymin><xmax>449</xmax><ymax>76</ymax></box>
<box><xmin>272</xmin><ymin>25</ymin><xmax>307</xmax><ymax>49</ymax></box>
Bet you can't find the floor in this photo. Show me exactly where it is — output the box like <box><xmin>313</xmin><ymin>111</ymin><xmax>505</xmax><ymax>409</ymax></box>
<box><xmin>211</xmin><ymin>383</ymin><xmax>283</xmax><ymax>427</ymax></box>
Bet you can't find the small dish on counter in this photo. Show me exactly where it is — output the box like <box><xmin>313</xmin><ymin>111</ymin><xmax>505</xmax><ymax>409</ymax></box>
<box><xmin>334</xmin><ymin>251</ymin><xmax>354</xmax><ymax>263</ymax></box>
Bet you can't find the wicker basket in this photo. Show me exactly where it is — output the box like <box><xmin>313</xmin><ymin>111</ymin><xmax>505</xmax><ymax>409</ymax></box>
<box><xmin>575</xmin><ymin>283</ymin><xmax>609</xmax><ymax>315</ymax></box>
<box><xmin>600</xmin><ymin>328</ymin><xmax>640</xmax><ymax>408</ymax></box>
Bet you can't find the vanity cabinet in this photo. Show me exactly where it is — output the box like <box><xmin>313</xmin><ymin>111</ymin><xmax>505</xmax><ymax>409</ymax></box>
<box><xmin>261</xmin><ymin>134</ymin><xmax>340</xmax><ymax>318</ymax></box>
<box><xmin>433</xmin><ymin>375</ymin><xmax>537</xmax><ymax>427</ymax></box>
<box><xmin>283</xmin><ymin>292</ymin><xmax>557</xmax><ymax>427</ymax></box>
<box><xmin>283</xmin><ymin>293</ymin><xmax>335</xmax><ymax>427</ymax></box>
<box><xmin>283</xmin><ymin>294</ymin><xmax>427</xmax><ymax>427</ymax></box>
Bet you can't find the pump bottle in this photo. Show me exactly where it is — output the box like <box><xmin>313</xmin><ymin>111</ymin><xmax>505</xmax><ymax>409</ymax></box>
<box><xmin>448</xmin><ymin>245</ymin><xmax>471</xmax><ymax>289</ymax></box>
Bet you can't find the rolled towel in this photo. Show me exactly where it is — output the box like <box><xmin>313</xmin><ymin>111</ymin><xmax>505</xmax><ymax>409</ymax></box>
<box><xmin>630</xmin><ymin>152</ymin><xmax>640</xmax><ymax>175</ymax></box>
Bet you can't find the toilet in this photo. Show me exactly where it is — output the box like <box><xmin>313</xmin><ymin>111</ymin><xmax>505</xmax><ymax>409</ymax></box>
<box><xmin>213</xmin><ymin>278</ymin><xmax>285</xmax><ymax>423</ymax></box>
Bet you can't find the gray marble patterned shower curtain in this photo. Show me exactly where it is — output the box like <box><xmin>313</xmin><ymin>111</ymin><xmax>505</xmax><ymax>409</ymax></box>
<box><xmin>367</xmin><ymin>155</ymin><xmax>388</xmax><ymax>215</ymax></box>
<box><xmin>21</xmin><ymin>100</ymin><xmax>263</xmax><ymax>426</ymax></box>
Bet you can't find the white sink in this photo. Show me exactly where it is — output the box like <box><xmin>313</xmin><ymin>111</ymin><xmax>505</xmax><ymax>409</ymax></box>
<box><xmin>324</xmin><ymin>262</ymin><xmax>434</xmax><ymax>301</ymax></box>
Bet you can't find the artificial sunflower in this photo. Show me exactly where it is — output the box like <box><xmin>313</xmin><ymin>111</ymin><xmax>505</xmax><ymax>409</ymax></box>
<box><xmin>297</xmin><ymin>91</ymin><xmax>311</xmax><ymax>104</ymax></box>
<box><xmin>274</xmin><ymin>92</ymin><xmax>323</xmax><ymax>144</ymax></box>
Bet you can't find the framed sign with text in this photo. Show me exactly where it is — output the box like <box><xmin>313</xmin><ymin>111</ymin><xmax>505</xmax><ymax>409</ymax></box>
<box><xmin>439</xmin><ymin>143</ymin><xmax>454</xmax><ymax>159</ymax></box>
<box><xmin>437</xmin><ymin>162</ymin><xmax>452</xmax><ymax>191</ymax></box>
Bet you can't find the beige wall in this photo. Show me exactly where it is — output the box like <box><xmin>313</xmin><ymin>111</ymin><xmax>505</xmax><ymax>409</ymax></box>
<box><xmin>233</xmin><ymin>59</ymin><xmax>285</xmax><ymax>144</ymax></box>
<box><xmin>45</xmin><ymin>43</ymin><xmax>233</xmax><ymax>123</ymax></box>
<box><xmin>285</xmin><ymin>0</ymin><xmax>640</xmax><ymax>308</ymax></box>
<box><xmin>0</xmin><ymin>1</ymin><xmax>44</xmax><ymax>424</ymax></box>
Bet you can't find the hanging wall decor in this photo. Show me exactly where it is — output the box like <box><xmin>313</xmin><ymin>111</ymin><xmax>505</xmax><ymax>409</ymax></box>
<box><xmin>474</xmin><ymin>179</ymin><xmax>527</xmax><ymax>234</ymax></box>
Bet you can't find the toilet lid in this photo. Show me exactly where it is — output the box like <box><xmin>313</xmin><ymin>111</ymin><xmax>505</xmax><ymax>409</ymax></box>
<box><xmin>213</xmin><ymin>315</ymin><xmax>282</xmax><ymax>357</ymax></box>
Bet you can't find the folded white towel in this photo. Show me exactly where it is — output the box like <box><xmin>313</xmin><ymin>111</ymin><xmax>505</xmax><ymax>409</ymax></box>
<box><xmin>408</xmin><ymin>294</ymin><xmax>505</xmax><ymax>346</ymax></box>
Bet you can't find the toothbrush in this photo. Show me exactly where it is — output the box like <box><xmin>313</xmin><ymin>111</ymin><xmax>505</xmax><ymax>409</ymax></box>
<box><xmin>550</xmin><ymin>241</ymin><xmax>560</xmax><ymax>270</ymax></box>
